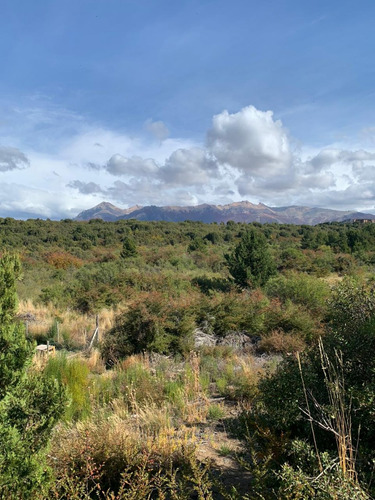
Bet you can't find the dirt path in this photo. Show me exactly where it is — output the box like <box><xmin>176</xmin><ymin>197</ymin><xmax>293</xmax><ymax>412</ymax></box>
<box><xmin>195</xmin><ymin>396</ymin><xmax>253</xmax><ymax>497</ymax></box>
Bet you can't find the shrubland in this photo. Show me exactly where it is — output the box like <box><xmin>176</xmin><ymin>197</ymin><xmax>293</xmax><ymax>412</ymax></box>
<box><xmin>0</xmin><ymin>218</ymin><xmax>375</xmax><ymax>497</ymax></box>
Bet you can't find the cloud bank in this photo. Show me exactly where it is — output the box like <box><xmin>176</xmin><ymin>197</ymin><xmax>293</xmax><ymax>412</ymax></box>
<box><xmin>0</xmin><ymin>102</ymin><xmax>374</xmax><ymax>218</ymax></box>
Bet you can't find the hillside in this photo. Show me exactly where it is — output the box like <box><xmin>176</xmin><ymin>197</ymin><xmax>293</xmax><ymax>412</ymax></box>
<box><xmin>75</xmin><ymin>200</ymin><xmax>375</xmax><ymax>225</ymax></box>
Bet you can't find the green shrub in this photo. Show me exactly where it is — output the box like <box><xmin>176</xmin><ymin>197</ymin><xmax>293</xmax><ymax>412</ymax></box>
<box><xmin>265</xmin><ymin>271</ymin><xmax>329</xmax><ymax>315</ymax></box>
<box><xmin>101</xmin><ymin>293</ymin><xmax>197</xmax><ymax>363</ymax></box>
<box><xmin>44</xmin><ymin>354</ymin><xmax>91</xmax><ymax>421</ymax></box>
<box><xmin>207</xmin><ymin>403</ymin><xmax>225</xmax><ymax>421</ymax></box>
<box><xmin>264</xmin><ymin>299</ymin><xmax>321</xmax><ymax>343</ymax></box>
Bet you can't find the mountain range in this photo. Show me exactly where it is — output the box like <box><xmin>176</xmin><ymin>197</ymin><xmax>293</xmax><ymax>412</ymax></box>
<box><xmin>74</xmin><ymin>201</ymin><xmax>375</xmax><ymax>225</ymax></box>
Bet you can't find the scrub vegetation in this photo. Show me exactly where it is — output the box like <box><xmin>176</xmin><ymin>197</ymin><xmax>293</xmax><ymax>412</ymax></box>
<box><xmin>1</xmin><ymin>217</ymin><xmax>375</xmax><ymax>498</ymax></box>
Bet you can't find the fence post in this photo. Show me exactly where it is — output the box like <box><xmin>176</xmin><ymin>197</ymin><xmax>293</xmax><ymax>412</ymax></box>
<box><xmin>96</xmin><ymin>315</ymin><xmax>100</xmax><ymax>343</ymax></box>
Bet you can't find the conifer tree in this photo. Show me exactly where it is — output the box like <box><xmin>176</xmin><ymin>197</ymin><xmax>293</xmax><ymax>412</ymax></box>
<box><xmin>226</xmin><ymin>228</ymin><xmax>276</xmax><ymax>288</ymax></box>
<box><xmin>0</xmin><ymin>255</ymin><xmax>66</xmax><ymax>498</ymax></box>
<box><xmin>120</xmin><ymin>234</ymin><xmax>137</xmax><ymax>258</ymax></box>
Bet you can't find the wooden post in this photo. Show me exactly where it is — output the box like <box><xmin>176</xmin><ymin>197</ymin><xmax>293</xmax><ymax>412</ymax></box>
<box><xmin>96</xmin><ymin>315</ymin><xmax>100</xmax><ymax>343</ymax></box>
<box><xmin>47</xmin><ymin>340</ymin><xmax>50</xmax><ymax>356</ymax></box>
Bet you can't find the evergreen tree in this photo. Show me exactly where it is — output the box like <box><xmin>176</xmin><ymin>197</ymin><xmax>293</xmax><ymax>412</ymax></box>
<box><xmin>120</xmin><ymin>234</ymin><xmax>137</xmax><ymax>258</ymax></box>
<box><xmin>225</xmin><ymin>228</ymin><xmax>276</xmax><ymax>288</ymax></box>
<box><xmin>0</xmin><ymin>255</ymin><xmax>66</xmax><ymax>499</ymax></box>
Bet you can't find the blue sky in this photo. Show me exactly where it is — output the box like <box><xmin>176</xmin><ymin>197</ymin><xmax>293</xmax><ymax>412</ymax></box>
<box><xmin>1</xmin><ymin>0</ymin><xmax>375</xmax><ymax>218</ymax></box>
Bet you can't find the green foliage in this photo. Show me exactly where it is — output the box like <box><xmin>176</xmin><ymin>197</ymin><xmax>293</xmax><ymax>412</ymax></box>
<box><xmin>0</xmin><ymin>255</ymin><xmax>32</xmax><ymax>399</ymax></box>
<box><xmin>246</xmin><ymin>280</ymin><xmax>375</xmax><ymax>496</ymax></box>
<box><xmin>44</xmin><ymin>354</ymin><xmax>91</xmax><ymax>421</ymax></box>
<box><xmin>265</xmin><ymin>271</ymin><xmax>330</xmax><ymax>315</ymax></box>
<box><xmin>208</xmin><ymin>290</ymin><xmax>269</xmax><ymax>337</ymax></box>
<box><xmin>207</xmin><ymin>403</ymin><xmax>225</xmax><ymax>420</ymax></box>
<box><xmin>101</xmin><ymin>293</ymin><xmax>197</xmax><ymax>364</ymax></box>
<box><xmin>327</xmin><ymin>277</ymin><xmax>375</xmax><ymax>334</ymax></box>
<box><xmin>187</xmin><ymin>236</ymin><xmax>206</xmax><ymax>253</ymax></box>
<box><xmin>279</xmin><ymin>247</ymin><xmax>309</xmax><ymax>271</ymax></box>
<box><xmin>226</xmin><ymin>228</ymin><xmax>276</xmax><ymax>288</ymax></box>
<box><xmin>278</xmin><ymin>454</ymin><xmax>369</xmax><ymax>499</ymax></box>
<box><xmin>120</xmin><ymin>234</ymin><xmax>137</xmax><ymax>258</ymax></box>
<box><xmin>191</xmin><ymin>275</ymin><xmax>232</xmax><ymax>295</ymax></box>
<box><xmin>4</xmin><ymin>216</ymin><xmax>375</xmax><ymax>495</ymax></box>
<box><xmin>49</xmin><ymin>436</ymin><xmax>214</xmax><ymax>500</ymax></box>
<box><xmin>0</xmin><ymin>255</ymin><xmax>66</xmax><ymax>498</ymax></box>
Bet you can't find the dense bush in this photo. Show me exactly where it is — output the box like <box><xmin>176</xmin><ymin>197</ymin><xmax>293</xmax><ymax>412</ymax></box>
<box><xmin>101</xmin><ymin>293</ymin><xmax>198</xmax><ymax>364</ymax></box>
<box><xmin>244</xmin><ymin>278</ymin><xmax>375</xmax><ymax>497</ymax></box>
<box><xmin>265</xmin><ymin>271</ymin><xmax>330</xmax><ymax>315</ymax></box>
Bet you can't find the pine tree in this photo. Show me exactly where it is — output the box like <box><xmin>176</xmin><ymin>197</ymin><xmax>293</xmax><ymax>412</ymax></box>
<box><xmin>225</xmin><ymin>228</ymin><xmax>276</xmax><ymax>288</ymax></box>
<box><xmin>120</xmin><ymin>234</ymin><xmax>137</xmax><ymax>259</ymax></box>
<box><xmin>0</xmin><ymin>255</ymin><xmax>66</xmax><ymax>498</ymax></box>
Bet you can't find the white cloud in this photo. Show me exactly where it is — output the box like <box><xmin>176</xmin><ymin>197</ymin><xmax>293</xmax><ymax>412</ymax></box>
<box><xmin>0</xmin><ymin>182</ymin><xmax>84</xmax><ymax>219</ymax></box>
<box><xmin>305</xmin><ymin>149</ymin><xmax>375</xmax><ymax>173</ymax></box>
<box><xmin>207</xmin><ymin>105</ymin><xmax>292</xmax><ymax>174</ymax></box>
<box><xmin>0</xmin><ymin>147</ymin><xmax>30</xmax><ymax>172</ymax></box>
<box><xmin>105</xmin><ymin>154</ymin><xmax>159</xmax><ymax>177</ymax></box>
<box><xmin>1</xmin><ymin>99</ymin><xmax>375</xmax><ymax>218</ymax></box>
<box><xmin>352</xmin><ymin>164</ymin><xmax>375</xmax><ymax>181</ymax></box>
<box><xmin>161</xmin><ymin>148</ymin><xmax>218</xmax><ymax>187</ymax></box>
<box><xmin>67</xmin><ymin>180</ymin><xmax>103</xmax><ymax>195</ymax></box>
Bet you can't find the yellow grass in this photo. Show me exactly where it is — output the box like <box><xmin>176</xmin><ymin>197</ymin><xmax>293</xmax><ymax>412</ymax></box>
<box><xmin>18</xmin><ymin>300</ymin><xmax>120</xmax><ymax>347</ymax></box>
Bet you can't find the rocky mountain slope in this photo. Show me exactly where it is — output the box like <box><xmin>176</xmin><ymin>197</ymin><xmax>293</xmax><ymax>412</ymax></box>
<box><xmin>75</xmin><ymin>201</ymin><xmax>375</xmax><ymax>225</ymax></box>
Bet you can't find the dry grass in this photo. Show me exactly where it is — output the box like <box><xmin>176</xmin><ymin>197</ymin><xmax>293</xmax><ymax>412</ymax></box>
<box><xmin>84</xmin><ymin>348</ymin><xmax>106</xmax><ymax>373</ymax></box>
<box><xmin>49</xmin><ymin>396</ymin><xmax>200</xmax><ymax>497</ymax></box>
<box><xmin>18</xmin><ymin>300</ymin><xmax>120</xmax><ymax>347</ymax></box>
<box><xmin>258</xmin><ymin>329</ymin><xmax>306</xmax><ymax>354</ymax></box>
<box><xmin>43</xmin><ymin>347</ymin><xmax>269</xmax><ymax>497</ymax></box>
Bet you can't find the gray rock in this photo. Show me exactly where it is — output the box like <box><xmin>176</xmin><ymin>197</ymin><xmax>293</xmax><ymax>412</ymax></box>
<box><xmin>194</xmin><ymin>328</ymin><xmax>217</xmax><ymax>347</ymax></box>
<box><xmin>218</xmin><ymin>331</ymin><xmax>259</xmax><ymax>352</ymax></box>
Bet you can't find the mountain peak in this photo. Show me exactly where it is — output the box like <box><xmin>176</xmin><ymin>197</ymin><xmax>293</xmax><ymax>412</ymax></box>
<box><xmin>74</xmin><ymin>201</ymin><xmax>375</xmax><ymax>225</ymax></box>
<box><xmin>95</xmin><ymin>201</ymin><xmax>119</xmax><ymax>209</ymax></box>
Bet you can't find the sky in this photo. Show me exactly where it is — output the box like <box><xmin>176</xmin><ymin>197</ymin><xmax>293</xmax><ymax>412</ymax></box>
<box><xmin>1</xmin><ymin>0</ymin><xmax>375</xmax><ymax>219</ymax></box>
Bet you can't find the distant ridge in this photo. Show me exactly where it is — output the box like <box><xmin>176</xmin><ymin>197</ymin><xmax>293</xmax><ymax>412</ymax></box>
<box><xmin>74</xmin><ymin>201</ymin><xmax>375</xmax><ymax>225</ymax></box>
<box><xmin>75</xmin><ymin>202</ymin><xmax>142</xmax><ymax>221</ymax></box>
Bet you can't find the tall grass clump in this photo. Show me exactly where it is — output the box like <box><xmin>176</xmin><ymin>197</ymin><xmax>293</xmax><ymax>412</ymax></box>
<box><xmin>47</xmin><ymin>385</ymin><xmax>214</xmax><ymax>498</ymax></box>
<box><xmin>44</xmin><ymin>353</ymin><xmax>91</xmax><ymax>421</ymax></box>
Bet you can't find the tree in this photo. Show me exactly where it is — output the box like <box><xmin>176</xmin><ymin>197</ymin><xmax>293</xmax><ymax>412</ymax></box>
<box><xmin>0</xmin><ymin>255</ymin><xmax>66</xmax><ymax>498</ymax></box>
<box><xmin>120</xmin><ymin>234</ymin><xmax>137</xmax><ymax>259</ymax></box>
<box><xmin>225</xmin><ymin>228</ymin><xmax>276</xmax><ymax>288</ymax></box>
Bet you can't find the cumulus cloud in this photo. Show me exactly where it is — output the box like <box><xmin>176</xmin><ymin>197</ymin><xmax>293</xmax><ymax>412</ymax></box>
<box><xmin>352</xmin><ymin>164</ymin><xmax>375</xmax><ymax>181</ymax></box>
<box><xmin>207</xmin><ymin>105</ymin><xmax>292</xmax><ymax>175</ymax></box>
<box><xmin>0</xmin><ymin>147</ymin><xmax>30</xmax><ymax>171</ymax></box>
<box><xmin>305</xmin><ymin>149</ymin><xmax>375</xmax><ymax>173</ymax></box>
<box><xmin>160</xmin><ymin>148</ymin><xmax>218</xmax><ymax>186</ymax></box>
<box><xmin>293</xmin><ymin>182</ymin><xmax>375</xmax><ymax>210</ymax></box>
